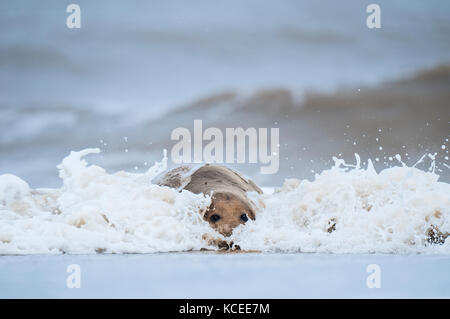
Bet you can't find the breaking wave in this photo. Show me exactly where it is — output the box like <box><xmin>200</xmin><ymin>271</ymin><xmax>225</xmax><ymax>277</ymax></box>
<box><xmin>0</xmin><ymin>149</ymin><xmax>449</xmax><ymax>255</ymax></box>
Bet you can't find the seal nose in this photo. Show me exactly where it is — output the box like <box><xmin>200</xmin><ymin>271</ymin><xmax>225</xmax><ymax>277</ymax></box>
<box><xmin>218</xmin><ymin>225</ymin><xmax>233</xmax><ymax>237</ymax></box>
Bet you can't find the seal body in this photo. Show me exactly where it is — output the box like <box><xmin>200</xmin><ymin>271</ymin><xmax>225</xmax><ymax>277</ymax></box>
<box><xmin>154</xmin><ymin>165</ymin><xmax>262</xmax><ymax>236</ymax></box>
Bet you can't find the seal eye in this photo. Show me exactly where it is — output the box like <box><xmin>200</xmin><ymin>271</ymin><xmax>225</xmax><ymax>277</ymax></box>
<box><xmin>210</xmin><ymin>214</ymin><xmax>221</xmax><ymax>223</ymax></box>
<box><xmin>240</xmin><ymin>213</ymin><xmax>248</xmax><ymax>222</ymax></box>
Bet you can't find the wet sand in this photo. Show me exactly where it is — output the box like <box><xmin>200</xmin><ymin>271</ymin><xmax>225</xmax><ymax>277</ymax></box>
<box><xmin>1</xmin><ymin>253</ymin><xmax>449</xmax><ymax>298</ymax></box>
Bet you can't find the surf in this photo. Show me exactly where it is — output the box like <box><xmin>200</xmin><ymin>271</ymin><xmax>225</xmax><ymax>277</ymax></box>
<box><xmin>0</xmin><ymin>148</ymin><xmax>448</xmax><ymax>255</ymax></box>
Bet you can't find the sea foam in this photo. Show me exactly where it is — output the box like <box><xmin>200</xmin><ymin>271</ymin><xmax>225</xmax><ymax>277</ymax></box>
<box><xmin>0</xmin><ymin>149</ymin><xmax>449</xmax><ymax>255</ymax></box>
<box><xmin>232</xmin><ymin>156</ymin><xmax>450</xmax><ymax>254</ymax></box>
<box><xmin>0</xmin><ymin>149</ymin><xmax>214</xmax><ymax>254</ymax></box>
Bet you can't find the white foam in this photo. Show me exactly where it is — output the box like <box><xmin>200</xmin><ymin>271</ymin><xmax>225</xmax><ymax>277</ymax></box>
<box><xmin>0</xmin><ymin>150</ymin><xmax>449</xmax><ymax>255</ymax></box>
<box><xmin>233</xmin><ymin>156</ymin><xmax>450</xmax><ymax>254</ymax></box>
<box><xmin>0</xmin><ymin>149</ymin><xmax>215</xmax><ymax>255</ymax></box>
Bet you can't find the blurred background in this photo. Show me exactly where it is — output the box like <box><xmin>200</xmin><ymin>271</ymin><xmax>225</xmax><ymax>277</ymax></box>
<box><xmin>0</xmin><ymin>0</ymin><xmax>449</xmax><ymax>187</ymax></box>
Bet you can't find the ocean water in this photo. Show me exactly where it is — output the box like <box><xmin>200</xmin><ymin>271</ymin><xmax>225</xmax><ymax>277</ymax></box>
<box><xmin>1</xmin><ymin>0</ymin><xmax>450</xmax><ymax>187</ymax></box>
<box><xmin>1</xmin><ymin>1</ymin><xmax>450</xmax><ymax>299</ymax></box>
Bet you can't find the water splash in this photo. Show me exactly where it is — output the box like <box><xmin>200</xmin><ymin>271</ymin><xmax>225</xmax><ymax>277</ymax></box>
<box><xmin>0</xmin><ymin>151</ymin><xmax>449</xmax><ymax>255</ymax></box>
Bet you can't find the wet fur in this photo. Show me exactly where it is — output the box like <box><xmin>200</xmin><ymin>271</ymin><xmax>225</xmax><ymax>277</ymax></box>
<box><xmin>154</xmin><ymin>164</ymin><xmax>262</xmax><ymax>248</ymax></box>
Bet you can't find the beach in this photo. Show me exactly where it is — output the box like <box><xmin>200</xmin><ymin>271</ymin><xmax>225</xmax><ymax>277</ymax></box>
<box><xmin>1</xmin><ymin>253</ymin><xmax>449</xmax><ymax>298</ymax></box>
<box><xmin>0</xmin><ymin>0</ymin><xmax>449</xmax><ymax>299</ymax></box>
